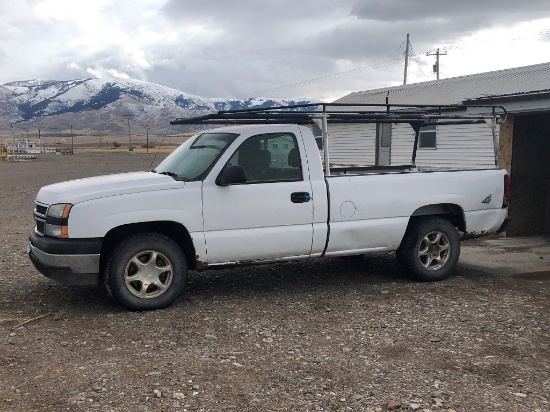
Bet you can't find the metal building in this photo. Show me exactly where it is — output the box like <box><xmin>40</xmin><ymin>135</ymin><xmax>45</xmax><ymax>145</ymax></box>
<box><xmin>331</xmin><ymin>62</ymin><xmax>550</xmax><ymax>236</ymax></box>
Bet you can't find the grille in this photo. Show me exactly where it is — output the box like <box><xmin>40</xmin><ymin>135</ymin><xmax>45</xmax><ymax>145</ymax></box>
<box><xmin>36</xmin><ymin>204</ymin><xmax>48</xmax><ymax>215</ymax></box>
<box><xmin>36</xmin><ymin>221</ymin><xmax>45</xmax><ymax>234</ymax></box>
<box><xmin>34</xmin><ymin>202</ymin><xmax>48</xmax><ymax>236</ymax></box>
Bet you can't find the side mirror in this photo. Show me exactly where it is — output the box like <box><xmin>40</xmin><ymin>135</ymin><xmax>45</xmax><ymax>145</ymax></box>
<box><xmin>216</xmin><ymin>165</ymin><xmax>247</xmax><ymax>186</ymax></box>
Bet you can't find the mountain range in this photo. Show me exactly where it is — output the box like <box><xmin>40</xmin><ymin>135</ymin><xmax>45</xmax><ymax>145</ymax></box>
<box><xmin>0</xmin><ymin>78</ymin><xmax>318</xmax><ymax>134</ymax></box>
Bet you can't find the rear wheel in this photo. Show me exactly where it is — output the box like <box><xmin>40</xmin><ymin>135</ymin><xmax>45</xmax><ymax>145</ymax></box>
<box><xmin>397</xmin><ymin>217</ymin><xmax>460</xmax><ymax>281</ymax></box>
<box><xmin>104</xmin><ymin>233</ymin><xmax>187</xmax><ymax>310</ymax></box>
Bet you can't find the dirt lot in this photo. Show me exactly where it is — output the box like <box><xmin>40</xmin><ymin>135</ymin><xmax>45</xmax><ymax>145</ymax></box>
<box><xmin>1</xmin><ymin>153</ymin><xmax>549</xmax><ymax>412</ymax></box>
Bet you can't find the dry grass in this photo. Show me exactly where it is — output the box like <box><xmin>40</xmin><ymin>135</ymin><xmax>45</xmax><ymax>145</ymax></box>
<box><xmin>0</xmin><ymin>312</ymin><xmax>52</xmax><ymax>328</ymax></box>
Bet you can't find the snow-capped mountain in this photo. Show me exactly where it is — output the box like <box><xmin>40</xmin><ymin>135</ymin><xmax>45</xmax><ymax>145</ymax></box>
<box><xmin>0</xmin><ymin>78</ymin><xmax>318</xmax><ymax>133</ymax></box>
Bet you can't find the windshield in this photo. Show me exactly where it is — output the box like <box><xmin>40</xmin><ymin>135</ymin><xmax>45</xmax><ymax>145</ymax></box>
<box><xmin>153</xmin><ymin>132</ymin><xmax>238</xmax><ymax>181</ymax></box>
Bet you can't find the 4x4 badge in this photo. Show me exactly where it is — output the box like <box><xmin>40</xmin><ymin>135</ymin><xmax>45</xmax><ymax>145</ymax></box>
<box><xmin>482</xmin><ymin>194</ymin><xmax>492</xmax><ymax>204</ymax></box>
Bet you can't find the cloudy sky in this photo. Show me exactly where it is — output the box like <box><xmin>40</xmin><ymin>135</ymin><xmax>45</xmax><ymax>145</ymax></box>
<box><xmin>1</xmin><ymin>0</ymin><xmax>549</xmax><ymax>101</ymax></box>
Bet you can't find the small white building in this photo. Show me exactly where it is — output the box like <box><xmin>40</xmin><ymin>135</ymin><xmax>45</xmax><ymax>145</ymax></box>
<box><xmin>12</xmin><ymin>139</ymin><xmax>42</xmax><ymax>154</ymax></box>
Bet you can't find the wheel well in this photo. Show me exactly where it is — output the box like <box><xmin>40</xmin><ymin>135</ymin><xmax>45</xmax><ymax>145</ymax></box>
<box><xmin>410</xmin><ymin>204</ymin><xmax>466</xmax><ymax>232</ymax></box>
<box><xmin>100</xmin><ymin>221</ymin><xmax>197</xmax><ymax>272</ymax></box>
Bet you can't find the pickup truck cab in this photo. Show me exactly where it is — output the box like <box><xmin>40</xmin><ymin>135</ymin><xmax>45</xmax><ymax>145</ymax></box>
<box><xmin>29</xmin><ymin>103</ymin><xmax>510</xmax><ymax>310</ymax></box>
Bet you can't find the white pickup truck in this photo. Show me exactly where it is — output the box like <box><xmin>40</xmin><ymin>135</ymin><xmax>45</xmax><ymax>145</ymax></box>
<box><xmin>28</xmin><ymin>103</ymin><xmax>510</xmax><ymax>310</ymax></box>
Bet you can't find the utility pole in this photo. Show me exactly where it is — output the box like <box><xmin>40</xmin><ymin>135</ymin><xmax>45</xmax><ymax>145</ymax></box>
<box><xmin>146</xmin><ymin>125</ymin><xmax>149</xmax><ymax>154</ymax></box>
<box><xmin>70</xmin><ymin>124</ymin><xmax>74</xmax><ymax>154</ymax></box>
<box><xmin>144</xmin><ymin>123</ymin><xmax>152</xmax><ymax>154</ymax></box>
<box><xmin>426</xmin><ymin>48</ymin><xmax>447</xmax><ymax>80</ymax></box>
<box><xmin>403</xmin><ymin>33</ymin><xmax>410</xmax><ymax>85</ymax></box>
<box><xmin>123</xmin><ymin>114</ymin><xmax>133</xmax><ymax>151</ymax></box>
<box><xmin>50</xmin><ymin>127</ymin><xmax>58</xmax><ymax>145</ymax></box>
<box><xmin>10</xmin><ymin>125</ymin><xmax>14</xmax><ymax>154</ymax></box>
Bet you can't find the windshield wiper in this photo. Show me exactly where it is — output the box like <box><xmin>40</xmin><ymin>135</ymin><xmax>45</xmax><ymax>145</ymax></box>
<box><xmin>155</xmin><ymin>171</ymin><xmax>187</xmax><ymax>181</ymax></box>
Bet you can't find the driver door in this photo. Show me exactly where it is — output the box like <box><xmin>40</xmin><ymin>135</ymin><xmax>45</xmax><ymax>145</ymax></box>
<box><xmin>202</xmin><ymin>132</ymin><xmax>314</xmax><ymax>264</ymax></box>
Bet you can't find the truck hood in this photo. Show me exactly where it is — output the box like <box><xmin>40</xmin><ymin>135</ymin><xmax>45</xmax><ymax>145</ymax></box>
<box><xmin>36</xmin><ymin>172</ymin><xmax>185</xmax><ymax>205</ymax></box>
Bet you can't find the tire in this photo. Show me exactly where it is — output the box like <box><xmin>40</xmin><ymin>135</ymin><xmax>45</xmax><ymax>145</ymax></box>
<box><xmin>104</xmin><ymin>233</ymin><xmax>188</xmax><ymax>310</ymax></box>
<box><xmin>397</xmin><ymin>217</ymin><xmax>460</xmax><ymax>282</ymax></box>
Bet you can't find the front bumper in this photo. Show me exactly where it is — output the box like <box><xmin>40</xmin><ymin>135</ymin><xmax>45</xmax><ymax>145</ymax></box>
<box><xmin>28</xmin><ymin>230</ymin><xmax>102</xmax><ymax>285</ymax></box>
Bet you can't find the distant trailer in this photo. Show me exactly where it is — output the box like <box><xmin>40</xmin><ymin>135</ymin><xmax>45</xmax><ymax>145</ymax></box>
<box><xmin>2</xmin><ymin>154</ymin><xmax>36</xmax><ymax>161</ymax></box>
<box><xmin>55</xmin><ymin>148</ymin><xmax>74</xmax><ymax>155</ymax></box>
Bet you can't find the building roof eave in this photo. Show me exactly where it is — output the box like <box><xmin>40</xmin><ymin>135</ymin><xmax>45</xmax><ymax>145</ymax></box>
<box><xmin>463</xmin><ymin>89</ymin><xmax>550</xmax><ymax>104</ymax></box>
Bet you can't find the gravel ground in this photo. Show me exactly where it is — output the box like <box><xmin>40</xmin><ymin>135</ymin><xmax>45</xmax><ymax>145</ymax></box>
<box><xmin>0</xmin><ymin>153</ymin><xmax>549</xmax><ymax>412</ymax></box>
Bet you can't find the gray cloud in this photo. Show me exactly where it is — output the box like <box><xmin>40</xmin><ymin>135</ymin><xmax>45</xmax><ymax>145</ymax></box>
<box><xmin>351</xmin><ymin>0</ymin><xmax>550</xmax><ymax>24</ymax></box>
<box><xmin>0</xmin><ymin>0</ymin><xmax>548</xmax><ymax>101</ymax></box>
<box><xmin>351</xmin><ymin>0</ymin><xmax>550</xmax><ymax>47</ymax></box>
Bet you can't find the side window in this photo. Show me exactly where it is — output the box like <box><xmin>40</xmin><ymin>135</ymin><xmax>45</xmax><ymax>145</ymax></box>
<box><xmin>225</xmin><ymin>133</ymin><xmax>303</xmax><ymax>183</ymax></box>
<box><xmin>419</xmin><ymin>124</ymin><xmax>437</xmax><ymax>149</ymax></box>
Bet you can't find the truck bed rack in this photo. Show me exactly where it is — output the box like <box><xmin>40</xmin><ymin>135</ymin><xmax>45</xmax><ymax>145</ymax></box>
<box><xmin>170</xmin><ymin>102</ymin><xmax>507</xmax><ymax>174</ymax></box>
<box><xmin>171</xmin><ymin>102</ymin><xmax>506</xmax><ymax>126</ymax></box>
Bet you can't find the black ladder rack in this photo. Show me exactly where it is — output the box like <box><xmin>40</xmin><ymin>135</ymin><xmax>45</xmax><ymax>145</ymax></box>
<box><xmin>170</xmin><ymin>102</ymin><xmax>507</xmax><ymax>174</ymax></box>
<box><xmin>170</xmin><ymin>102</ymin><xmax>507</xmax><ymax>126</ymax></box>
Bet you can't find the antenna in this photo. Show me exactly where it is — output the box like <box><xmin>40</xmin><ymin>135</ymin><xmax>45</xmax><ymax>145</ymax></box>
<box><xmin>149</xmin><ymin>126</ymin><xmax>173</xmax><ymax>171</ymax></box>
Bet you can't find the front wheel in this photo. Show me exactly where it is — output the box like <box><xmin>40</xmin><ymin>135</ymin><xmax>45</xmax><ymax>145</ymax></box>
<box><xmin>397</xmin><ymin>217</ymin><xmax>460</xmax><ymax>282</ymax></box>
<box><xmin>104</xmin><ymin>233</ymin><xmax>188</xmax><ymax>310</ymax></box>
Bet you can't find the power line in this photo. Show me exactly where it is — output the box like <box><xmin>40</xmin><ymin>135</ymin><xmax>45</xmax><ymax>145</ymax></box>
<box><xmin>408</xmin><ymin>43</ymin><xmax>429</xmax><ymax>78</ymax></box>
<box><xmin>242</xmin><ymin>27</ymin><xmax>550</xmax><ymax>98</ymax></box>
<box><xmin>242</xmin><ymin>57</ymin><xmax>403</xmax><ymax>98</ymax></box>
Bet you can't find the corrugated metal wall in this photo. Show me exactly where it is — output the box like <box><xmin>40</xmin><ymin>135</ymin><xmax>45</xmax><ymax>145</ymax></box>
<box><xmin>326</xmin><ymin>124</ymin><xmax>377</xmax><ymax>165</ymax></box>
<box><xmin>324</xmin><ymin>121</ymin><xmax>497</xmax><ymax>168</ymax></box>
<box><xmin>391</xmin><ymin>123</ymin><xmax>497</xmax><ymax>168</ymax></box>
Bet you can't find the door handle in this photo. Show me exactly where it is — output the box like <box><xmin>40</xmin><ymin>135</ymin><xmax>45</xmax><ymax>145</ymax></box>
<box><xmin>291</xmin><ymin>192</ymin><xmax>311</xmax><ymax>203</ymax></box>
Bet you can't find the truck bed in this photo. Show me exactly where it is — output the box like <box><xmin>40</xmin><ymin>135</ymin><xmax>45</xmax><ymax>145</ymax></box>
<box><xmin>323</xmin><ymin>168</ymin><xmax>508</xmax><ymax>255</ymax></box>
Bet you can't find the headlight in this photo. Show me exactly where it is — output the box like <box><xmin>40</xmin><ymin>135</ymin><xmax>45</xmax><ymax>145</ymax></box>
<box><xmin>45</xmin><ymin>203</ymin><xmax>72</xmax><ymax>238</ymax></box>
<box><xmin>47</xmin><ymin>203</ymin><xmax>72</xmax><ymax>219</ymax></box>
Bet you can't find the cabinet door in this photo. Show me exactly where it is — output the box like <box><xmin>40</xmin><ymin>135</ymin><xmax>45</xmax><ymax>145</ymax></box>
<box><xmin>202</xmin><ymin>132</ymin><xmax>314</xmax><ymax>264</ymax></box>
